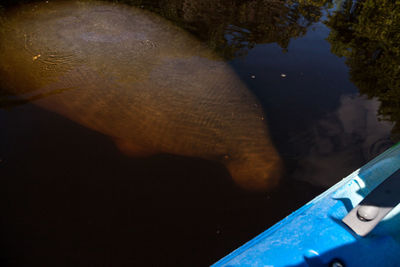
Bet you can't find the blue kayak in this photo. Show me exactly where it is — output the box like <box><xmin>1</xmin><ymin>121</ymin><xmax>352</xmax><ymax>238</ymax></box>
<box><xmin>212</xmin><ymin>143</ymin><xmax>400</xmax><ymax>267</ymax></box>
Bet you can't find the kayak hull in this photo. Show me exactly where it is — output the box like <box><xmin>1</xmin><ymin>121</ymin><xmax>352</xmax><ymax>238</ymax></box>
<box><xmin>212</xmin><ymin>143</ymin><xmax>400</xmax><ymax>267</ymax></box>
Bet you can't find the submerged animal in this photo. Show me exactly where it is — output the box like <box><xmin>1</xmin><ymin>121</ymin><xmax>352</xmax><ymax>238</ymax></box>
<box><xmin>0</xmin><ymin>0</ymin><xmax>282</xmax><ymax>190</ymax></box>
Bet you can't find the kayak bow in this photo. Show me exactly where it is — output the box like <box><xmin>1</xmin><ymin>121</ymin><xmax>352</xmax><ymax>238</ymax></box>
<box><xmin>213</xmin><ymin>143</ymin><xmax>400</xmax><ymax>267</ymax></box>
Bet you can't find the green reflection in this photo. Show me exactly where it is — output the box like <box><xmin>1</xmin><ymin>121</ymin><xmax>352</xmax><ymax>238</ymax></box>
<box><xmin>326</xmin><ymin>0</ymin><xmax>400</xmax><ymax>140</ymax></box>
<box><xmin>119</xmin><ymin>0</ymin><xmax>332</xmax><ymax>58</ymax></box>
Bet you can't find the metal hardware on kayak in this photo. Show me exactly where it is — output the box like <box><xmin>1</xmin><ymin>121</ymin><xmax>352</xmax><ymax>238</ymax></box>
<box><xmin>342</xmin><ymin>168</ymin><xmax>400</xmax><ymax>236</ymax></box>
<box><xmin>329</xmin><ymin>260</ymin><xmax>345</xmax><ymax>267</ymax></box>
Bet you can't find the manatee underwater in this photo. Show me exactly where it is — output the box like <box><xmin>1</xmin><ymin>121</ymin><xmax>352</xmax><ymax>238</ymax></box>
<box><xmin>0</xmin><ymin>0</ymin><xmax>282</xmax><ymax>190</ymax></box>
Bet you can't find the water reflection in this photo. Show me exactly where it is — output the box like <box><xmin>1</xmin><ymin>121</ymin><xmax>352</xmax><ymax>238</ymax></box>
<box><xmin>118</xmin><ymin>0</ymin><xmax>331</xmax><ymax>58</ymax></box>
<box><xmin>0</xmin><ymin>1</ymin><xmax>282</xmax><ymax>191</ymax></box>
<box><xmin>293</xmin><ymin>95</ymin><xmax>393</xmax><ymax>187</ymax></box>
<box><xmin>326</xmin><ymin>0</ymin><xmax>400</xmax><ymax>140</ymax></box>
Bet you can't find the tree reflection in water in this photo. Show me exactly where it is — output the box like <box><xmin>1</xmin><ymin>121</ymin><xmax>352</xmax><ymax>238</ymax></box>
<box><xmin>326</xmin><ymin>0</ymin><xmax>400</xmax><ymax>141</ymax></box>
<box><xmin>118</xmin><ymin>0</ymin><xmax>331</xmax><ymax>59</ymax></box>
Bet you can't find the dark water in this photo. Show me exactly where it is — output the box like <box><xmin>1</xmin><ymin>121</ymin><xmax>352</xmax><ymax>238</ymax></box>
<box><xmin>0</xmin><ymin>0</ymin><xmax>398</xmax><ymax>266</ymax></box>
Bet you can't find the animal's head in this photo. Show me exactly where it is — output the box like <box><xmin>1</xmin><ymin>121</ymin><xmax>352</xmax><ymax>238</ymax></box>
<box><xmin>226</xmin><ymin>152</ymin><xmax>282</xmax><ymax>191</ymax></box>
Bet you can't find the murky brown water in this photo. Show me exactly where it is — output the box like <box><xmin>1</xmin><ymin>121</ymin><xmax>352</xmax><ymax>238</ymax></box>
<box><xmin>0</xmin><ymin>0</ymin><xmax>398</xmax><ymax>266</ymax></box>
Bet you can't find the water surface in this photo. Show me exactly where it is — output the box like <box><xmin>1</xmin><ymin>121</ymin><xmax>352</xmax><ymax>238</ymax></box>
<box><xmin>0</xmin><ymin>0</ymin><xmax>398</xmax><ymax>266</ymax></box>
